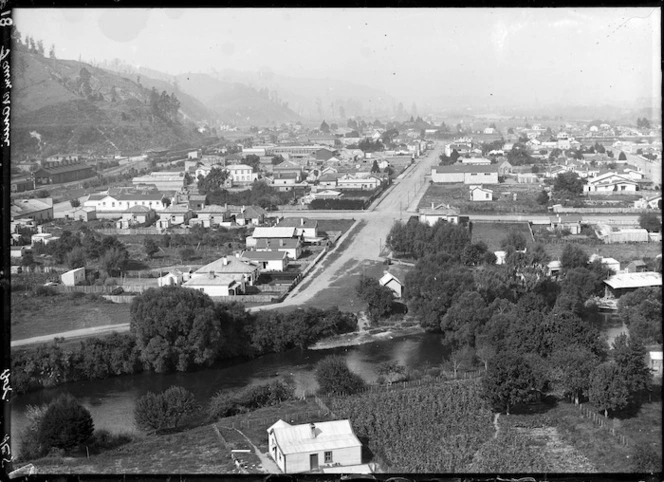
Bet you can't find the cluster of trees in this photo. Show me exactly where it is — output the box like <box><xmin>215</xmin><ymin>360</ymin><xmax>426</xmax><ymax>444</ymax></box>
<box><xmin>206</xmin><ymin>180</ymin><xmax>293</xmax><ymax>209</ymax></box>
<box><xmin>636</xmin><ymin>117</ymin><xmax>651</xmax><ymax>130</ymax></box>
<box><xmin>506</xmin><ymin>143</ymin><xmax>533</xmax><ymax>165</ymax></box>
<box><xmin>134</xmin><ymin>386</ymin><xmax>199</xmax><ymax>433</ymax></box>
<box><xmin>638</xmin><ymin>212</ymin><xmax>662</xmax><ymax>233</ymax></box>
<box><xmin>12</xmin><ymin>29</ymin><xmax>51</xmax><ymax>58</ymax></box>
<box><xmin>197</xmin><ymin>167</ymin><xmax>229</xmax><ymax>194</ymax></box>
<box><xmin>387</xmin><ymin>218</ymin><xmax>476</xmax><ymax>260</ymax></box>
<box><xmin>553</xmin><ymin>171</ymin><xmax>585</xmax><ymax>198</ymax></box>
<box><xmin>617</xmin><ymin>287</ymin><xmax>662</xmax><ymax>345</ymax></box>
<box><xmin>356</xmin><ymin>275</ymin><xmax>395</xmax><ymax>322</ymax></box>
<box><xmin>149</xmin><ymin>87</ymin><xmax>181</xmax><ymax>124</ymax></box>
<box><xmin>30</xmin><ymin>228</ymin><xmax>129</xmax><ymax>275</ymax></box>
<box><xmin>208</xmin><ymin>379</ymin><xmax>294</xmax><ymax>419</ymax></box>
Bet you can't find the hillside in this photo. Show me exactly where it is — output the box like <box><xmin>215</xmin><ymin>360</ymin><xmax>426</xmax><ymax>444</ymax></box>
<box><xmin>176</xmin><ymin>72</ymin><xmax>301</xmax><ymax>126</ymax></box>
<box><xmin>11</xmin><ymin>49</ymin><xmax>214</xmax><ymax>158</ymax></box>
<box><xmin>210</xmin><ymin>68</ymin><xmax>397</xmax><ymax>120</ymax></box>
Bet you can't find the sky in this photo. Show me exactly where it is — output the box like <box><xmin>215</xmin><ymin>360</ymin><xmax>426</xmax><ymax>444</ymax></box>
<box><xmin>14</xmin><ymin>8</ymin><xmax>662</xmax><ymax>111</ymax></box>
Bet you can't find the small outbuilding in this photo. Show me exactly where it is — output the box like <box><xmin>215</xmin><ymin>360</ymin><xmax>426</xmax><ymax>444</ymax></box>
<box><xmin>379</xmin><ymin>271</ymin><xmax>403</xmax><ymax>298</ymax></box>
<box><xmin>61</xmin><ymin>267</ymin><xmax>85</xmax><ymax>286</ymax></box>
<box><xmin>267</xmin><ymin>419</ymin><xmax>363</xmax><ymax>474</ymax></box>
<box><xmin>603</xmin><ymin>271</ymin><xmax>662</xmax><ymax>298</ymax></box>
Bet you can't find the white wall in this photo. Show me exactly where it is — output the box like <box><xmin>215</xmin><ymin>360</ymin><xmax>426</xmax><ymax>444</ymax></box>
<box><xmin>285</xmin><ymin>446</ymin><xmax>362</xmax><ymax>473</ymax></box>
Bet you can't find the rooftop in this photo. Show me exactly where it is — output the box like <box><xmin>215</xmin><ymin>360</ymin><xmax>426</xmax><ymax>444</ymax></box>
<box><xmin>277</xmin><ymin>218</ymin><xmax>318</xmax><ymax>229</ymax></box>
<box><xmin>268</xmin><ymin>419</ymin><xmax>361</xmax><ymax>455</ymax></box>
<box><xmin>434</xmin><ymin>164</ymin><xmax>500</xmax><ymax>174</ymax></box>
<box><xmin>252</xmin><ymin>227</ymin><xmax>297</xmax><ymax>238</ymax></box>
<box><xmin>195</xmin><ymin>256</ymin><xmax>258</xmax><ymax>275</ymax></box>
<box><xmin>243</xmin><ymin>250</ymin><xmax>288</xmax><ymax>261</ymax></box>
<box><xmin>604</xmin><ymin>272</ymin><xmax>662</xmax><ymax>290</ymax></box>
<box><xmin>36</xmin><ymin>163</ymin><xmax>93</xmax><ymax>175</ymax></box>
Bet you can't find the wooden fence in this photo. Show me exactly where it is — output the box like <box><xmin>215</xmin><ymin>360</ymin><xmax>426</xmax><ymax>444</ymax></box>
<box><xmin>576</xmin><ymin>402</ymin><xmax>629</xmax><ymax>447</ymax></box>
<box><xmin>102</xmin><ymin>295</ymin><xmax>136</xmax><ymax>303</ymax></box>
<box><xmin>552</xmin><ymin>206</ymin><xmax>649</xmax><ymax>214</ymax></box>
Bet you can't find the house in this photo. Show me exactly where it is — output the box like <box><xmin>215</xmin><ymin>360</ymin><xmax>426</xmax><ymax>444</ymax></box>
<box><xmin>120</xmin><ymin>205</ymin><xmax>157</xmax><ymax>225</ymax></box>
<box><xmin>596</xmin><ymin>226</ymin><xmax>650</xmax><ymax>244</ymax></box>
<box><xmin>418</xmin><ymin>203</ymin><xmax>460</xmax><ymax>226</ymax></box>
<box><xmin>192</xmin><ymin>204</ymin><xmax>231</xmax><ymax>228</ymax></box>
<box><xmin>84</xmin><ymin>188</ymin><xmax>168</xmax><ymax>214</ymax></box>
<box><xmin>273</xmin><ymin>160</ymin><xmax>303</xmax><ymax>181</ymax></box>
<box><xmin>379</xmin><ymin>271</ymin><xmax>403</xmax><ymax>298</ymax></box>
<box><xmin>190</xmin><ymin>254</ymin><xmax>261</xmax><ymax>287</ymax></box>
<box><xmin>242</xmin><ymin>250</ymin><xmax>289</xmax><ymax>271</ymax></box>
<box><xmin>517</xmin><ymin>173</ymin><xmax>539</xmax><ymax>184</ymax></box>
<box><xmin>313</xmin><ymin>190</ymin><xmax>342</xmax><ymax>200</ymax></box>
<box><xmin>624</xmin><ymin>260</ymin><xmax>647</xmax><ymax>273</ymax></box>
<box><xmin>33</xmin><ymin>162</ymin><xmax>95</xmax><ymax>185</ymax></box>
<box><xmin>235</xmin><ymin>206</ymin><xmax>267</xmax><ymax>226</ymax></box>
<box><xmin>603</xmin><ymin>272</ymin><xmax>662</xmax><ymax>298</ymax></box>
<box><xmin>132</xmin><ymin>171</ymin><xmax>186</xmax><ymax>191</ymax></box>
<box><xmin>226</xmin><ymin>164</ymin><xmax>258</xmax><ymax>185</ymax></box>
<box><xmin>549</xmin><ymin>215</ymin><xmax>583</xmax><ymax>235</ymax></box>
<box><xmin>11</xmin><ymin>198</ymin><xmax>54</xmax><ymax>222</ymax></box>
<box><xmin>10</xmin><ymin>177</ymin><xmax>35</xmax><ymax>193</ymax></box>
<box><xmin>336</xmin><ymin>174</ymin><xmax>382</xmax><ymax>191</ymax></box>
<box><xmin>182</xmin><ymin>272</ymin><xmax>244</xmax><ymax>297</ymax></box>
<box><xmin>460</xmin><ymin>157</ymin><xmax>491</xmax><ymax>166</ymax></box>
<box><xmin>61</xmin><ymin>267</ymin><xmax>85</xmax><ymax>286</ymax></box>
<box><xmin>271</xmin><ymin>172</ymin><xmax>301</xmax><ymax>191</ymax></box>
<box><xmin>255</xmin><ymin>238</ymin><xmax>303</xmax><ymax>260</ymax></box>
<box><xmin>65</xmin><ymin>207</ymin><xmax>97</xmax><ymax>222</ymax></box>
<box><xmin>315</xmin><ymin>147</ymin><xmax>338</xmax><ymax>161</ymax></box>
<box><xmin>157</xmin><ymin>271</ymin><xmax>184</xmax><ymax>287</ymax></box>
<box><xmin>31</xmin><ymin>232</ymin><xmax>59</xmax><ymax>246</ymax></box>
<box><xmin>187</xmin><ymin>193</ymin><xmax>208</xmax><ymax>211</ymax></box>
<box><xmin>584</xmin><ymin>172</ymin><xmax>639</xmax><ymax>194</ymax></box>
<box><xmin>277</xmin><ymin>218</ymin><xmax>319</xmax><ymax>240</ymax></box>
<box><xmin>318</xmin><ymin>173</ymin><xmax>339</xmax><ymax>188</ymax></box>
<box><xmin>646</xmin><ymin>348</ymin><xmax>663</xmax><ymax>379</ymax></box>
<box><xmin>496</xmin><ymin>160</ymin><xmax>513</xmax><ymax>176</ymax></box>
<box><xmin>431</xmin><ymin>165</ymin><xmax>500</xmax><ymax>184</ymax></box>
<box><xmin>589</xmin><ymin>254</ymin><xmax>621</xmax><ymax>274</ymax></box>
<box><xmin>158</xmin><ymin>205</ymin><xmax>194</xmax><ymax>226</ymax></box>
<box><xmin>267</xmin><ymin>420</ymin><xmax>363</xmax><ymax>474</ymax></box>
<box><xmin>248</xmin><ymin>227</ymin><xmax>299</xmax><ymax>247</ymax></box>
<box><xmin>469</xmin><ymin>186</ymin><xmax>493</xmax><ymax>202</ymax></box>
<box><xmin>547</xmin><ymin>260</ymin><xmax>562</xmax><ymax>277</ymax></box>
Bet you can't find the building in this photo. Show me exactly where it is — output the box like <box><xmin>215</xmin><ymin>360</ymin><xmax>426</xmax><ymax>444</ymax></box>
<box><xmin>267</xmin><ymin>420</ymin><xmax>363</xmax><ymax>474</ymax></box>
<box><xmin>248</xmin><ymin>227</ymin><xmax>299</xmax><ymax>247</ymax></box>
<box><xmin>242</xmin><ymin>250</ymin><xmax>289</xmax><ymax>271</ymax></box>
<box><xmin>10</xmin><ymin>177</ymin><xmax>35</xmax><ymax>193</ymax></box>
<box><xmin>33</xmin><ymin>162</ymin><xmax>95</xmax><ymax>185</ymax></box>
<box><xmin>84</xmin><ymin>188</ymin><xmax>169</xmax><ymax>214</ymax></box>
<box><xmin>589</xmin><ymin>254</ymin><xmax>621</xmax><ymax>274</ymax></box>
<box><xmin>549</xmin><ymin>215</ymin><xmax>583</xmax><ymax>235</ymax></box>
<box><xmin>187</xmin><ymin>193</ymin><xmax>208</xmax><ymax>211</ymax></box>
<box><xmin>597</xmin><ymin>226</ymin><xmax>650</xmax><ymax>244</ymax></box>
<box><xmin>316</xmin><ymin>147</ymin><xmax>338</xmax><ymax>161</ymax></box>
<box><xmin>157</xmin><ymin>271</ymin><xmax>185</xmax><ymax>287</ymax></box>
<box><xmin>182</xmin><ymin>272</ymin><xmax>244</xmax><ymax>297</ymax></box>
<box><xmin>191</xmin><ymin>204</ymin><xmax>231</xmax><ymax>228</ymax></box>
<box><xmin>132</xmin><ymin>171</ymin><xmax>186</xmax><ymax>191</ymax></box>
<box><xmin>634</xmin><ymin>195</ymin><xmax>662</xmax><ymax>210</ymax></box>
<box><xmin>236</xmin><ymin>206</ymin><xmax>267</xmax><ymax>226</ymax></box>
<box><xmin>647</xmin><ymin>348</ymin><xmax>663</xmax><ymax>379</ymax></box>
<box><xmin>273</xmin><ymin>160</ymin><xmax>304</xmax><ymax>181</ymax></box>
<box><xmin>469</xmin><ymin>186</ymin><xmax>493</xmax><ymax>202</ymax></box>
<box><xmin>431</xmin><ymin>165</ymin><xmax>500</xmax><ymax>184</ymax></box>
<box><xmin>158</xmin><ymin>205</ymin><xmax>194</xmax><ymax>226</ymax></box>
<box><xmin>516</xmin><ymin>173</ymin><xmax>539</xmax><ymax>184</ymax></box>
<box><xmin>64</xmin><ymin>207</ymin><xmax>97</xmax><ymax>222</ymax></box>
<box><xmin>624</xmin><ymin>260</ymin><xmax>647</xmax><ymax>273</ymax></box>
<box><xmin>336</xmin><ymin>174</ymin><xmax>382</xmax><ymax>191</ymax></box>
<box><xmin>61</xmin><ymin>267</ymin><xmax>85</xmax><ymax>286</ymax></box>
<box><xmin>418</xmin><ymin>203</ymin><xmax>460</xmax><ymax>226</ymax></box>
<box><xmin>11</xmin><ymin>198</ymin><xmax>54</xmax><ymax>222</ymax></box>
<box><xmin>188</xmin><ymin>254</ymin><xmax>260</xmax><ymax>288</ymax></box>
<box><xmin>226</xmin><ymin>164</ymin><xmax>258</xmax><ymax>185</ymax></box>
<box><xmin>603</xmin><ymin>272</ymin><xmax>662</xmax><ymax>298</ymax></box>
<box><xmin>460</xmin><ymin>157</ymin><xmax>491</xmax><ymax>166</ymax></box>
<box><xmin>276</xmin><ymin>218</ymin><xmax>319</xmax><ymax>240</ymax></box>
<box><xmin>584</xmin><ymin>172</ymin><xmax>639</xmax><ymax>194</ymax></box>
<box><xmin>254</xmin><ymin>238</ymin><xmax>302</xmax><ymax>260</ymax></box>
<box><xmin>379</xmin><ymin>271</ymin><xmax>403</xmax><ymax>298</ymax></box>
<box><xmin>117</xmin><ymin>206</ymin><xmax>157</xmax><ymax>228</ymax></box>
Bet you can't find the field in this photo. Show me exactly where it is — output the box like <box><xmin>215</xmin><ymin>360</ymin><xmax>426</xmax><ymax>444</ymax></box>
<box><xmin>543</xmin><ymin>241</ymin><xmax>663</xmax><ymax>265</ymax></box>
<box><xmin>470</xmin><ymin>221</ymin><xmax>533</xmax><ymax>251</ymax></box>
<box><xmin>419</xmin><ymin>182</ymin><xmax>548</xmax><ymax>215</ymax></box>
<box><xmin>327</xmin><ymin>379</ymin><xmax>494</xmax><ymax>472</ymax></box>
<box><xmin>11</xmin><ymin>293</ymin><xmax>131</xmax><ymax>341</ymax></box>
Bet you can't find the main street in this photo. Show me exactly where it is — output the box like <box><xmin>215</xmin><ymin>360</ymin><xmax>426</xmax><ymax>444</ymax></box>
<box><xmin>249</xmin><ymin>144</ymin><xmax>443</xmax><ymax>311</ymax></box>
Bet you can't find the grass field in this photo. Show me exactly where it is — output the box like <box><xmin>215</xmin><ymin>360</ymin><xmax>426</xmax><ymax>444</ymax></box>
<box><xmin>470</xmin><ymin>221</ymin><xmax>534</xmax><ymax>251</ymax></box>
<box><xmin>543</xmin><ymin>241</ymin><xmax>662</xmax><ymax>264</ymax></box>
<box><xmin>419</xmin><ymin>182</ymin><xmax>548</xmax><ymax>215</ymax></box>
<box><xmin>11</xmin><ymin>293</ymin><xmax>131</xmax><ymax>341</ymax></box>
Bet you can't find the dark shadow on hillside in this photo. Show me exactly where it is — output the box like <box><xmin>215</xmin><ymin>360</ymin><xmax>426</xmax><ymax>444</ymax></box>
<box><xmin>612</xmin><ymin>384</ymin><xmax>662</xmax><ymax>420</ymax></box>
<box><xmin>509</xmin><ymin>394</ymin><xmax>558</xmax><ymax>415</ymax></box>
<box><xmin>125</xmin><ymin>259</ymin><xmax>149</xmax><ymax>270</ymax></box>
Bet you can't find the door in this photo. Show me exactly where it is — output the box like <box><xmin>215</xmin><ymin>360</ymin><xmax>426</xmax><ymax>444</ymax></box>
<box><xmin>309</xmin><ymin>453</ymin><xmax>319</xmax><ymax>470</ymax></box>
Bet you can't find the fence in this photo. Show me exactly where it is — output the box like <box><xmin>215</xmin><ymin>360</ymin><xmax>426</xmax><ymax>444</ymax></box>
<box><xmin>95</xmin><ymin>227</ymin><xmax>191</xmax><ymax>236</ymax></box>
<box><xmin>102</xmin><ymin>295</ymin><xmax>136</xmax><ymax>303</ymax></box>
<box><xmin>54</xmin><ymin>284</ymin><xmax>152</xmax><ymax>294</ymax></box>
<box><xmin>552</xmin><ymin>206</ymin><xmax>649</xmax><ymax>214</ymax></box>
<box><xmin>210</xmin><ymin>294</ymin><xmax>282</xmax><ymax>304</ymax></box>
<box><xmin>576</xmin><ymin>403</ymin><xmax>629</xmax><ymax>447</ymax></box>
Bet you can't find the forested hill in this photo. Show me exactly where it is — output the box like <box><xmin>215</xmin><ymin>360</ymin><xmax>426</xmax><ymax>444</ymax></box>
<box><xmin>11</xmin><ymin>47</ymin><xmax>215</xmax><ymax>158</ymax></box>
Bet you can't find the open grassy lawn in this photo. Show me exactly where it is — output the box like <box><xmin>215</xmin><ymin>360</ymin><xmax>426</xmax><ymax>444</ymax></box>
<box><xmin>419</xmin><ymin>182</ymin><xmax>548</xmax><ymax>214</ymax></box>
<box><xmin>11</xmin><ymin>293</ymin><xmax>131</xmax><ymax>341</ymax></box>
<box><xmin>316</xmin><ymin>218</ymin><xmax>355</xmax><ymax>235</ymax></box>
<box><xmin>471</xmin><ymin>221</ymin><xmax>534</xmax><ymax>251</ymax></box>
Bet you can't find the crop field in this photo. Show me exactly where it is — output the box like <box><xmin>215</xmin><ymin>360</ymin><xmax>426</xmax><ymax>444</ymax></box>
<box><xmin>418</xmin><ymin>182</ymin><xmax>548</xmax><ymax>215</ymax></box>
<box><xmin>470</xmin><ymin>221</ymin><xmax>533</xmax><ymax>251</ymax></box>
<box><xmin>327</xmin><ymin>379</ymin><xmax>494</xmax><ymax>472</ymax></box>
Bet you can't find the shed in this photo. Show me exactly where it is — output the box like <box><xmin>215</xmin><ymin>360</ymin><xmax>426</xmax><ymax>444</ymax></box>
<box><xmin>603</xmin><ymin>271</ymin><xmax>662</xmax><ymax>298</ymax></box>
<box><xmin>624</xmin><ymin>260</ymin><xmax>647</xmax><ymax>273</ymax></box>
<box><xmin>647</xmin><ymin>349</ymin><xmax>663</xmax><ymax>379</ymax></box>
<box><xmin>267</xmin><ymin>419</ymin><xmax>362</xmax><ymax>473</ymax></box>
<box><xmin>61</xmin><ymin>267</ymin><xmax>85</xmax><ymax>286</ymax></box>
<box><xmin>379</xmin><ymin>271</ymin><xmax>403</xmax><ymax>298</ymax></box>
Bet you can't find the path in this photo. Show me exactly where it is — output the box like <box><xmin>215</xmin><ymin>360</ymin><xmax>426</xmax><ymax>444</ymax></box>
<box><xmin>11</xmin><ymin>323</ymin><xmax>130</xmax><ymax>347</ymax></box>
<box><xmin>217</xmin><ymin>424</ymin><xmax>281</xmax><ymax>474</ymax></box>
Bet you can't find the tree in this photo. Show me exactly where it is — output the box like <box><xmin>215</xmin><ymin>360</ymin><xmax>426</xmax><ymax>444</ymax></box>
<box><xmin>100</xmin><ymin>247</ymin><xmax>128</xmax><ymax>276</ymax></box>
<box><xmin>550</xmin><ymin>345</ymin><xmax>600</xmax><ymax>404</ymax></box>
<box><xmin>618</xmin><ymin>151</ymin><xmax>627</xmax><ymax>161</ymax></box>
<box><xmin>134</xmin><ymin>386</ymin><xmax>198</xmax><ymax>433</ymax></box>
<box><xmin>560</xmin><ymin>244</ymin><xmax>588</xmax><ymax>270</ymax></box>
<box><xmin>320</xmin><ymin>120</ymin><xmax>330</xmax><ymax>133</ymax></box>
<box><xmin>130</xmin><ymin>287</ymin><xmax>223</xmax><ymax>372</ymax></box>
<box><xmin>371</xmin><ymin>160</ymin><xmax>380</xmax><ymax>173</ymax></box>
<box><xmin>612</xmin><ymin>334</ymin><xmax>652</xmax><ymax>397</ymax></box>
<box><xmin>481</xmin><ymin>352</ymin><xmax>539</xmax><ymax>415</ymax></box>
<box><xmin>244</xmin><ymin>154</ymin><xmax>261</xmax><ymax>172</ymax></box>
<box><xmin>618</xmin><ymin>287</ymin><xmax>662</xmax><ymax>345</ymax></box>
<box><xmin>271</xmin><ymin>155</ymin><xmax>285</xmax><ymax>165</ymax></box>
<box><xmin>553</xmin><ymin>171</ymin><xmax>584</xmax><ymax>197</ymax></box>
<box><xmin>440</xmin><ymin>291</ymin><xmax>490</xmax><ymax>348</ymax></box>
<box><xmin>70</xmin><ymin>199</ymin><xmax>81</xmax><ymax>208</ymax></box>
<box><xmin>37</xmin><ymin>394</ymin><xmax>94</xmax><ymax>451</ymax></box>
<box><xmin>588</xmin><ymin>362</ymin><xmax>631</xmax><ymax>417</ymax></box>
<box><xmin>356</xmin><ymin>275</ymin><xmax>394</xmax><ymax>323</ymax></box>
<box><xmin>66</xmin><ymin>246</ymin><xmax>86</xmax><ymax>270</ymax></box>
<box><xmin>500</xmin><ymin>229</ymin><xmax>527</xmax><ymax>251</ymax></box>
<box><xmin>607</xmin><ymin>150</ymin><xmax>614</xmax><ymax>158</ymax></box>
<box><xmin>198</xmin><ymin>167</ymin><xmax>228</xmax><ymax>194</ymax></box>
<box><xmin>21</xmin><ymin>252</ymin><xmax>34</xmax><ymax>268</ymax></box>
<box><xmin>36</xmin><ymin>39</ymin><xmax>45</xmax><ymax>56</ymax></box>
<box><xmin>143</xmin><ymin>237</ymin><xmax>159</xmax><ymax>259</ymax></box>
<box><xmin>536</xmin><ymin>190</ymin><xmax>549</xmax><ymax>205</ymax></box>
<box><xmin>638</xmin><ymin>212</ymin><xmax>661</xmax><ymax>233</ymax></box>
<box><xmin>636</xmin><ymin>117</ymin><xmax>651</xmax><ymax>130</ymax></box>
<box><xmin>450</xmin><ymin>149</ymin><xmax>460</xmax><ymax>163</ymax></box>
<box><xmin>316</xmin><ymin>356</ymin><xmax>366</xmax><ymax>395</ymax></box>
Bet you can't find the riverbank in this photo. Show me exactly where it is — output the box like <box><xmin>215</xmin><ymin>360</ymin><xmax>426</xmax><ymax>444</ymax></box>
<box><xmin>309</xmin><ymin>320</ymin><xmax>425</xmax><ymax>350</ymax></box>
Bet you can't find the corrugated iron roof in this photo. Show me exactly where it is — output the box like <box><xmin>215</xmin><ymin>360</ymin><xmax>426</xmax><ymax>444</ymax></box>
<box><xmin>252</xmin><ymin>227</ymin><xmax>297</xmax><ymax>238</ymax></box>
<box><xmin>604</xmin><ymin>272</ymin><xmax>662</xmax><ymax>290</ymax></box>
<box><xmin>268</xmin><ymin>420</ymin><xmax>362</xmax><ymax>455</ymax></box>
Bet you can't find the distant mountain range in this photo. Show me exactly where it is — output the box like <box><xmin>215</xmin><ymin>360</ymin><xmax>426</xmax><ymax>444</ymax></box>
<box><xmin>11</xmin><ymin>49</ymin><xmax>213</xmax><ymax>158</ymax></box>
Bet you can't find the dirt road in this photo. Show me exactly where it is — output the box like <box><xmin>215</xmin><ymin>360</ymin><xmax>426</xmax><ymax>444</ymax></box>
<box><xmin>250</xmin><ymin>144</ymin><xmax>443</xmax><ymax>311</ymax></box>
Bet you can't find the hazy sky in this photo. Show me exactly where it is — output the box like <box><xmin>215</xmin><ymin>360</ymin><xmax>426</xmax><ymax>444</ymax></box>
<box><xmin>14</xmin><ymin>8</ymin><xmax>661</xmax><ymax>109</ymax></box>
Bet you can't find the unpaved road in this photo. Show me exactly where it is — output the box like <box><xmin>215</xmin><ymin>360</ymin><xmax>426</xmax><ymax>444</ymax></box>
<box><xmin>249</xmin><ymin>144</ymin><xmax>443</xmax><ymax>311</ymax></box>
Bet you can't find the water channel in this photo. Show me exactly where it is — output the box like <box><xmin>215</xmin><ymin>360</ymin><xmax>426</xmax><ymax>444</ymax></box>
<box><xmin>10</xmin><ymin>313</ymin><xmax>626</xmax><ymax>456</ymax></box>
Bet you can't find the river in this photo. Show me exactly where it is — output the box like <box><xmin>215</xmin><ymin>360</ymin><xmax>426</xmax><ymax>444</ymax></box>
<box><xmin>9</xmin><ymin>314</ymin><xmax>626</xmax><ymax>456</ymax></box>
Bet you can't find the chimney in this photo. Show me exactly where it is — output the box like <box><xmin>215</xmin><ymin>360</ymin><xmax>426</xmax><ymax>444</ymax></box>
<box><xmin>280</xmin><ymin>239</ymin><xmax>284</xmax><ymax>247</ymax></box>
<box><xmin>300</xmin><ymin>218</ymin><xmax>305</xmax><ymax>226</ymax></box>
<box><xmin>208</xmin><ymin>271</ymin><xmax>215</xmax><ymax>279</ymax></box>
<box><xmin>235</xmin><ymin>252</ymin><xmax>240</xmax><ymax>258</ymax></box>
<box><xmin>222</xmin><ymin>256</ymin><xmax>228</xmax><ymax>266</ymax></box>
<box><xmin>310</xmin><ymin>423</ymin><xmax>316</xmax><ymax>439</ymax></box>
<box><xmin>431</xmin><ymin>202</ymin><xmax>434</xmax><ymax>209</ymax></box>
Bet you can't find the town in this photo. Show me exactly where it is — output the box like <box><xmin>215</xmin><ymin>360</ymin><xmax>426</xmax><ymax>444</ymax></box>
<box><xmin>4</xmin><ymin>7</ymin><xmax>662</xmax><ymax>479</ymax></box>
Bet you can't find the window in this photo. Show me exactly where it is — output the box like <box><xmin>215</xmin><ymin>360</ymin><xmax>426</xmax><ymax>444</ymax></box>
<box><xmin>112</xmin><ymin>202</ymin><xmax>115</xmax><ymax>207</ymax></box>
<box><xmin>471</xmin><ymin>173</ymin><xmax>478</xmax><ymax>176</ymax></box>
<box><xmin>324</xmin><ymin>451</ymin><xmax>333</xmax><ymax>463</ymax></box>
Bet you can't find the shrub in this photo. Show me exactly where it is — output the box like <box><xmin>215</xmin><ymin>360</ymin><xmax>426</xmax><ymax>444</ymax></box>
<box><xmin>104</xmin><ymin>277</ymin><xmax>118</xmax><ymax>286</ymax></box>
<box><xmin>37</xmin><ymin>394</ymin><xmax>94</xmax><ymax>451</ymax></box>
<box><xmin>134</xmin><ymin>386</ymin><xmax>199</xmax><ymax>433</ymax></box>
<box><xmin>208</xmin><ymin>380</ymin><xmax>294</xmax><ymax>420</ymax></box>
<box><xmin>33</xmin><ymin>286</ymin><xmax>57</xmax><ymax>297</ymax></box>
<box><xmin>315</xmin><ymin>356</ymin><xmax>366</xmax><ymax>396</ymax></box>
<box><xmin>87</xmin><ymin>429</ymin><xmax>133</xmax><ymax>453</ymax></box>
<box><xmin>67</xmin><ymin>291</ymin><xmax>86</xmax><ymax>300</ymax></box>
